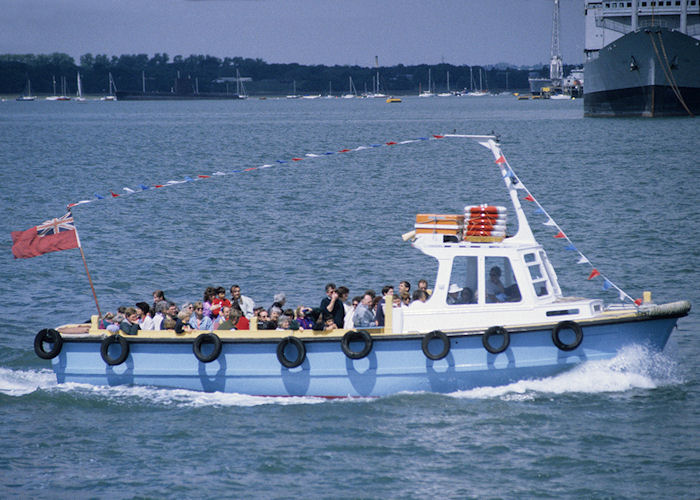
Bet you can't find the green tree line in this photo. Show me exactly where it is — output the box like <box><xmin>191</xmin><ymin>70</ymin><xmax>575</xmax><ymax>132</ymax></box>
<box><xmin>0</xmin><ymin>52</ymin><xmax>572</xmax><ymax>95</ymax></box>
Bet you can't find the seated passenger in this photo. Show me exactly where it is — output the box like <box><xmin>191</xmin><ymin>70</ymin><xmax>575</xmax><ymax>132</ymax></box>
<box><xmin>230</xmin><ymin>285</ymin><xmax>255</xmax><ymax>319</ymax></box>
<box><xmin>100</xmin><ymin>311</ymin><xmax>115</xmax><ymax>330</ymax></box>
<box><xmin>323</xmin><ymin>312</ymin><xmax>338</xmax><ymax>331</ymax></box>
<box><xmin>447</xmin><ymin>284</ymin><xmax>463</xmax><ymax>304</ymax></box>
<box><xmin>276</xmin><ymin>315</ymin><xmax>291</xmax><ymax>330</ymax></box>
<box><xmin>216</xmin><ymin>306</ymin><xmax>237</xmax><ymax>330</ymax></box>
<box><xmin>212</xmin><ymin>286</ymin><xmax>231</xmax><ymax>310</ymax></box>
<box><xmin>268</xmin><ymin>292</ymin><xmax>286</xmax><ymax>316</ymax></box>
<box><xmin>486</xmin><ymin>266</ymin><xmax>507</xmax><ymax>302</ymax></box>
<box><xmin>177</xmin><ymin>309</ymin><xmax>194</xmax><ymax>333</ymax></box>
<box><xmin>353</xmin><ymin>293</ymin><xmax>377</xmax><ymax>328</ymax></box>
<box><xmin>120</xmin><ymin>308</ymin><xmax>141</xmax><ymax>335</ymax></box>
<box><xmin>162</xmin><ymin>302</ymin><xmax>187</xmax><ymax>334</ymax></box>
<box><xmin>418</xmin><ymin>279</ymin><xmax>432</xmax><ymax>297</ymax></box>
<box><xmin>189</xmin><ymin>301</ymin><xmax>213</xmax><ymax>330</ymax></box>
<box><xmin>108</xmin><ymin>313</ymin><xmax>124</xmax><ymax>333</ymax></box>
<box><xmin>256</xmin><ymin>309</ymin><xmax>274</xmax><ymax>330</ymax></box>
<box><xmin>136</xmin><ymin>302</ymin><xmax>155</xmax><ymax>330</ymax></box>
<box><xmin>295</xmin><ymin>306</ymin><xmax>314</xmax><ymax>329</ymax></box>
<box><xmin>152</xmin><ymin>301</ymin><xmax>168</xmax><ymax>330</ymax></box>
<box><xmin>412</xmin><ymin>289</ymin><xmax>429</xmax><ymax>303</ymax></box>
<box><xmin>202</xmin><ymin>287</ymin><xmax>217</xmax><ymax>318</ymax></box>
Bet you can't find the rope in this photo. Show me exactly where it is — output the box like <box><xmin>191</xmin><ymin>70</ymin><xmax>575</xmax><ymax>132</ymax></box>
<box><xmin>647</xmin><ymin>31</ymin><xmax>694</xmax><ymax>116</ymax></box>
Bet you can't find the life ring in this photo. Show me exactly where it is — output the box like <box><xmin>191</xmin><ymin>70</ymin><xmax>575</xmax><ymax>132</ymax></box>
<box><xmin>552</xmin><ymin>321</ymin><xmax>583</xmax><ymax>351</ymax></box>
<box><xmin>34</xmin><ymin>328</ymin><xmax>63</xmax><ymax>360</ymax></box>
<box><xmin>276</xmin><ymin>336</ymin><xmax>306</xmax><ymax>368</ymax></box>
<box><xmin>192</xmin><ymin>333</ymin><xmax>222</xmax><ymax>363</ymax></box>
<box><xmin>341</xmin><ymin>330</ymin><xmax>373</xmax><ymax>359</ymax></box>
<box><xmin>482</xmin><ymin>326</ymin><xmax>510</xmax><ymax>354</ymax></box>
<box><xmin>421</xmin><ymin>330</ymin><xmax>450</xmax><ymax>360</ymax></box>
<box><xmin>100</xmin><ymin>334</ymin><xmax>129</xmax><ymax>366</ymax></box>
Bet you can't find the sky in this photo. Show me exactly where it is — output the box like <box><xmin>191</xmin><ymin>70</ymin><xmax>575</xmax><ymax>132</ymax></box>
<box><xmin>2</xmin><ymin>0</ymin><xmax>585</xmax><ymax>67</ymax></box>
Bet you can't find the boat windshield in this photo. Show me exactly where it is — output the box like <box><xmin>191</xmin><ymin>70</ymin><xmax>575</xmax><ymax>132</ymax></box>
<box><xmin>485</xmin><ymin>256</ymin><xmax>522</xmax><ymax>303</ymax></box>
<box><xmin>447</xmin><ymin>256</ymin><xmax>478</xmax><ymax>305</ymax></box>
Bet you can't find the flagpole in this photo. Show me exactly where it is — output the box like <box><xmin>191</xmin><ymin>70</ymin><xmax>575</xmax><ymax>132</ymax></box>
<box><xmin>70</xmin><ymin>209</ymin><xmax>102</xmax><ymax>320</ymax></box>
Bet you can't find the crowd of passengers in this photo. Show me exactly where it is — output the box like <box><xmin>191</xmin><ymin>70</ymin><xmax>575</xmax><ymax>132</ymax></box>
<box><xmin>101</xmin><ymin>281</ymin><xmax>434</xmax><ymax>336</ymax></box>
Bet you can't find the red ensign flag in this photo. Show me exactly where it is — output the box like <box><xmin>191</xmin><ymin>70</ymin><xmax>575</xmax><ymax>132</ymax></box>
<box><xmin>11</xmin><ymin>213</ymin><xmax>79</xmax><ymax>259</ymax></box>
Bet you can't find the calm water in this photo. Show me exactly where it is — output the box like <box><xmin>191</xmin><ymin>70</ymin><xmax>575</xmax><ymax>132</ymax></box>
<box><xmin>1</xmin><ymin>96</ymin><xmax>698</xmax><ymax>499</ymax></box>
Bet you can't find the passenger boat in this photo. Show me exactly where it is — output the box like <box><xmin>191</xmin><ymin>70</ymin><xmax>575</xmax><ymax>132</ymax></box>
<box><xmin>33</xmin><ymin>135</ymin><xmax>690</xmax><ymax>397</ymax></box>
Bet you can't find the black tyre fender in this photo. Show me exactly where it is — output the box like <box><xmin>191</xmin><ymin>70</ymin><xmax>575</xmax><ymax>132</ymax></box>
<box><xmin>552</xmin><ymin>321</ymin><xmax>583</xmax><ymax>351</ymax></box>
<box><xmin>276</xmin><ymin>336</ymin><xmax>306</xmax><ymax>368</ymax></box>
<box><xmin>341</xmin><ymin>330</ymin><xmax>373</xmax><ymax>359</ymax></box>
<box><xmin>100</xmin><ymin>334</ymin><xmax>130</xmax><ymax>366</ymax></box>
<box><xmin>34</xmin><ymin>328</ymin><xmax>63</xmax><ymax>360</ymax></box>
<box><xmin>421</xmin><ymin>330</ymin><xmax>450</xmax><ymax>360</ymax></box>
<box><xmin>482</xmin><ymin>326</ymin><xmax>510</xmax><ymax>354</ymax></box>
<box><xmin>192</xmin><ymin>333</ymin><xmax>222</xmax><ymax>363</ymax></box>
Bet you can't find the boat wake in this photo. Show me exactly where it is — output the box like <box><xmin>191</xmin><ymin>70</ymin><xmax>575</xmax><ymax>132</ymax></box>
<box><xmin>450</xmin><ymin>344</ymin><xmax>683</xmax><ymax>401</ymax></box>
<box><xmin>0</xmin><ymin>367</ymin><xmax>342</xmax><ymax>406</ymax></box>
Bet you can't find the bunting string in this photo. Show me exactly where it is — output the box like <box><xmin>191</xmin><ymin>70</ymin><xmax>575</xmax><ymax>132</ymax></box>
<box><xmin>62</xmin><ymin>132</ymin><xmax>635</xmax><ymax>304</ymax></box>
<box><xmin>495</xmin><ymin>152</ymin><xmax>639</xmax><ymax>306</ymax></box>
<box><xmin>66</xmin><ymin>136</ymin><xmax>446</xmax><ymax>209</ymax></box>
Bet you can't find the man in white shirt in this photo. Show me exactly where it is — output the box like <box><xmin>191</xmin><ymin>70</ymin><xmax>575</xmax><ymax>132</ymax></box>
<box><xmin>230</xmin><ymin>284</ymin><xmax>256</xmax><ymax>319</ymax></box>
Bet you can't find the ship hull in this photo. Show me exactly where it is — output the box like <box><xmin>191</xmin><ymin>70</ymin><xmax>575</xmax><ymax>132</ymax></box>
<box><xmin>584</xmin><ymin>27</ymin><xmax>700</xmax><ymax>117</ymax></box>
<box><xmin>45</xmin><ymin>307</ymin><xmax>686</xmax><ymax>397</ymax></box>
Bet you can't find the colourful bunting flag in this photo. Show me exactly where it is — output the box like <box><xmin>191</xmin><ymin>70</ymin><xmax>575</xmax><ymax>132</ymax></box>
<box><xmin>495</xmin><ymin>155</ymin><xmax>506</xmax><ymax>164</ymax></box>
<box><xmin>524</xmin><ymin>194</ymin><xmax>535</xmax><ymax>202</ymax></box>
<box><xmin>588</xmin><ymin>269</ymin><xmax>601</xmax><ymax>280</ymax></box>
<box><xmin>554</xmin><ymin>231</ymin><xmax>566</xmax><ymax>238</ymax></box>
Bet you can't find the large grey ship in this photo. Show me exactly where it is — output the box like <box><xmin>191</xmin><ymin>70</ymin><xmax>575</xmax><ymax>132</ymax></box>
<box><xmin>584</xmin><ymin>0</ymin><xmax>700</xmax><ymax>117</ymax></box>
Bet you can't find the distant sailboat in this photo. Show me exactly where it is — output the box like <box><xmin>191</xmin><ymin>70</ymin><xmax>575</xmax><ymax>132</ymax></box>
<box><xmin>467</xmin><ymin>67</ymin><xmax>488</xmax><ymax>96</ymax></box>
<box><xmin>74</xmin><ymin>72</ymin><xmax>86</xmax><ymax>102</ymax></box>
<box><xmin>438</xmin><ymin>71</ymin><xmax>453</xmax><ymax>96</ymax></box>
<box><xmin>16</xmin><ymin>79</ymin><xmax>37</xmax><ymax>101</ymax></box>
<box><xmin>342</xmin><ymin>76</ymin><xmax>357</xmax><ymax>99</ymax></box>
<box><xmin>100</xmin><ymin>73</ymin><xmax>117</xmax><ymax>101</ymax></box>
<box><xmin>419</xmin><ymin>69</ymin><xmax>436</xmax><ymax>97</ymax></box>
<box><xmin>286</xmin><ymin>80</ymin><xmax>300</xmax><ymax>99</ymax></box>
<box><xmin>368</xmin><ymin>71</ymin><xmax>386</xmax><ymax>98</ymax></box>
<box><xmin>324</xmin><ymin>81</ymin><xmax>335</xmax><ymax>99</ymax></box>
<box><xmin>236</xmin><ymin>68</ymin><xmax>247</xmax><ymax>99</ymax></box>
<box><xmin>46</xmin><ymin>76</ymin><xmax>70</xmax><ymax>101</ymax></box>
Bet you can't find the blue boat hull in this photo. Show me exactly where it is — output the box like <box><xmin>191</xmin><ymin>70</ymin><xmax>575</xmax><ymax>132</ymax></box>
<box><xmin>49</xmin><ymin>314</ymin><xmax>682</xmax><ymax>397</ymax></box>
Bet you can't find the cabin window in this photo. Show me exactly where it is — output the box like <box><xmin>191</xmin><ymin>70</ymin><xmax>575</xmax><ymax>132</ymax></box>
<box><xmin>447</xmin><ymin>256</ymin><xmax>478</xmax><ymax>305</ymax></box>
<box><xmin>447</xmin><ymin>256</ymin><xmax>478</xmax><ymax>304</ymax></box>
<box><xmin>524</xmin><ymin>252</ymin><xmax>551</xmax><ymax>298</ymax></box>
<box><xmin>485</xmin><ymin>257</ymin><xmax>521</xmax><ymax>303</ymax></box>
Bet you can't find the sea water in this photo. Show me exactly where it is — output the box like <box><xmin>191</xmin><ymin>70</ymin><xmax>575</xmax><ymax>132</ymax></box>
<box><xmin>0</xmin><ymin>97</ymin><xmax>698</xmax><ymax>498</ymax></box>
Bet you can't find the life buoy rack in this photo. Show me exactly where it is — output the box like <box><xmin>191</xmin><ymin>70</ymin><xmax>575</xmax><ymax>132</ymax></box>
<box><xmin>276</xmin><ymin>336</ymin><xmax>306</xmax><ymax>368</ymax></box>
<box><xmin>341</xmin><ymin>330</ymin><xmax>373</xmax><ymax>359</ymax></box>
<box><xmin>421</xmin><ymin>330</ymin><xmax>450</xmax><ymax>360</ymax></box>
<box><xmin>100</xmin><ymin>334</ymin><xmax>129</xmax><ymax>366</ymax></box>
<box><xmin>482</xmin><ymin>326</ymin><xmax>510</xmax><ymax>354</ymax></box>
<box><xmin>34</xmin><ymin>328</ymin><xmax>63</xmax><ymax>359</ymax></box>
<box><xmin>552</xmin><ymin>321</ymin><xmax>583</xmax><ymax>351</ymax></box>
<box><xmin>193</xmin><ymin>333</ymin><xmax>222</xmax><ymax>363</ymax></box>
